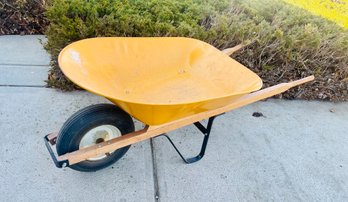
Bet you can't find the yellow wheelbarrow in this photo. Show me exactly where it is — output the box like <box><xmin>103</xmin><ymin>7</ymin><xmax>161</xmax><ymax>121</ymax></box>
<box><xmin>44</xmin><ymin>37</ymin><xmax>314</xmax><ymax>172</ymax></box>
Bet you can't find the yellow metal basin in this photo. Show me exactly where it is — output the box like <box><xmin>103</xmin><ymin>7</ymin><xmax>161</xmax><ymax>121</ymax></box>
<box><xmin>58</xmin><ymin>37</ymin><xmax>262</xmax><ymax>125</ymax></box>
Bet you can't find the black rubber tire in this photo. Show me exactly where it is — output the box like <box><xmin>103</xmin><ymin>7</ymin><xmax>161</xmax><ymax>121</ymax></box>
<box><xmin>56</xmin><ymin>104</ymin><xmax>135</xmax><ymax>172</ymax></box>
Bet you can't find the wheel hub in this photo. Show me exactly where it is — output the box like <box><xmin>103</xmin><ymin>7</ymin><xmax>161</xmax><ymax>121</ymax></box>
<box><xmin>79</xmin><ymin>125</ymin><xmax>122</xmax><ymax>161</ymax></box>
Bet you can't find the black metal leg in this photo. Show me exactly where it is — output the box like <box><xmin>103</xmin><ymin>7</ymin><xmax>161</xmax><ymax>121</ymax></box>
<box><xmin>157</xmin><ymin>116</ymin><xmax>218</xmax><ymax>164</ymax></box>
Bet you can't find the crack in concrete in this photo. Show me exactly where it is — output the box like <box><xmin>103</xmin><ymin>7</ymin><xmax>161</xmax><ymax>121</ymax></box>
<box><xmin>150</xmin><ymin>138</ymin><xmax>160</xmax><ymax>202</ymax></box>
<box><xmin>0</xmin><ymin>63</ymin><xmax>49</xmax><ymax>67</ymax></box>
<box><xmin>0</xmin><ymin>84</ymin><xmax>46</xmax><ymax>88</ymax></box>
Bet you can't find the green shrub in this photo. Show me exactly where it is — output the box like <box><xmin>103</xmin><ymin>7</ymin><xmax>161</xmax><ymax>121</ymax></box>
<box><xmin>45</xmin><ymin>0</ymin><xmax>348</xmax><ymax>101</ymax></box>
<box><xmin>232</xmin><ymin>0</ymin><xmax>348</xmax><ymax>101</ymax></box>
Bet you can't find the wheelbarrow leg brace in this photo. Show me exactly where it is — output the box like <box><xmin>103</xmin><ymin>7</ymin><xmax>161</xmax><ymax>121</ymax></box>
<box><xmin>44</xmin><ymin>133</ymin><xmax>69</xmax><ymax>168</ymax></box>
<box><xmin>157</xmin><ymin>115</ymin><xmax>221</xmax><ymax>164</ymax></box>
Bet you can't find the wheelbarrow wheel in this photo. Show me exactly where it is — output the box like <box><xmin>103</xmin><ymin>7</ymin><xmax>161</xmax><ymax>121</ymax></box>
<box><xmin>56</xmin><ymin>104</ymin><xmax>135</xmax><ymax>172</ymax></box>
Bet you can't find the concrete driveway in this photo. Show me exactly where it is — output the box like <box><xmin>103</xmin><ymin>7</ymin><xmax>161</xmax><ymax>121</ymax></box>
<box><xmin>0</xmin><ymin>35</ymin><xmax>347</xmax><ymax>202</ymax></box>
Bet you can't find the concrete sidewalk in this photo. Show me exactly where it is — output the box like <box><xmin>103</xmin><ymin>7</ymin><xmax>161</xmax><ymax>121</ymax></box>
<box><xmin>0</xmin><ymin>35</ymin><xmax>48</xmax><ymax>86</ymax></box>
<box><xmin>0</xmin><ymin>35</ymin><xmax>347</xmax><ymax>202</ymax></box>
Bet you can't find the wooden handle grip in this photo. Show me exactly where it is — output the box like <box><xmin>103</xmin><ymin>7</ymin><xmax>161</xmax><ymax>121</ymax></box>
<box><xmin>288</xmin><ymin>75</ymin><xmax>315</xmax><ymax>87</ymax></box>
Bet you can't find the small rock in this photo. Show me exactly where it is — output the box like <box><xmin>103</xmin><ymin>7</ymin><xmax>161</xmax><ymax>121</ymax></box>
<box><xmin>329</xmin><ymin>108</ymin><xmax>335</xmax><ymax>113</ymax></box>
<box><xmin>252</xmin><ymin>112</ymin><xmax>264</xmax><ymax>117</ymax></box>
<box><xmin>318</xmin><ymin>93</ymin><xmax>327</xmax><ymax>99</ymax></box>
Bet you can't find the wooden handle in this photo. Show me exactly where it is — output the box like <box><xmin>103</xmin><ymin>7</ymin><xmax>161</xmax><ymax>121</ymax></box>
<box><xmin>288</xmin><ymin>75</ymin><xmax>315</xmax><ymax>87</ymax></box>
<box><xmin>222</xmin><ymin>41</ymin><xmax>253</xmax><ymax>56</ymax></box>
<box><xmin>222</xmin><ymin>44</ymin><xmax>244</xmax><ymax>55</ymax></box>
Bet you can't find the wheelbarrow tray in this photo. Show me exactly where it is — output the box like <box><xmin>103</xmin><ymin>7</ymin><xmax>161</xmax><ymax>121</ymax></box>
<box><xmin>59</xmin><ymin>37</ymin><xmax>262</xmax><ymax>125</ymax></box>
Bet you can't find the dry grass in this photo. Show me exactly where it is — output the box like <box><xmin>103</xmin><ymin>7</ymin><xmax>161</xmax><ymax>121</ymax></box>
<box><xmin>0</xmin><ymin>0</ymin><xmax>48</xmax><ymax>35</ymax></box>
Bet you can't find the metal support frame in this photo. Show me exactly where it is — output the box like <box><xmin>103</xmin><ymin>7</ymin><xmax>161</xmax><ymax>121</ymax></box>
<box><xmin>157</xmin><ymin>116</ymin><xmax>218</xmax><ymax>164</ymax></box>
<box><xmin>44</xmin><ymin>134</ymin><xmax>69</xmax><ymax>168</ymax></box>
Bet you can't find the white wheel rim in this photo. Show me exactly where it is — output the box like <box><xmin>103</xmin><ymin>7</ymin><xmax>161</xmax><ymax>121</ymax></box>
<box><xmin>79</xmin><ymin>125</ymin><xmax>122</xmax><ymax>161</ymax></box>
